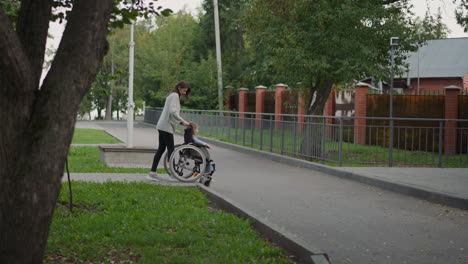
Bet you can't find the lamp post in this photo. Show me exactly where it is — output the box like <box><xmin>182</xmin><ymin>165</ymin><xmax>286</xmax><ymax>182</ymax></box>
<box><xmin>389</xmin><ymin>37</ymin><xmax>399</xmax><ymax>166</ymax></box>
<box><xmin>213</xmin><ymin>0</ymin><xmax>223</xmax><ymax>111</ymax></box>
<box><xmin>389</xmin><ymin>37</ymin><xmax>398</xmax><ymax>119</ymax></box>
<box><xmin>127</xmin><ymin>21</ymin><xmax>135</xmax><ymax>148</ymax></box>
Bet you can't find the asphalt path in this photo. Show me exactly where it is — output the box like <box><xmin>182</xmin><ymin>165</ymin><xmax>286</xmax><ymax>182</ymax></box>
<box><xmin>76</xmin><ymin>121</ymin><xmax>468</xmax><ymax>264</ymax></box>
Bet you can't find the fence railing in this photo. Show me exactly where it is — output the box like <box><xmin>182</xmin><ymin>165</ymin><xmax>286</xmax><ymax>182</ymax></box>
<box><xmin>144</xmin><ymin>107</ymin><xmax>468</xmax><ymax>167</ymax></box>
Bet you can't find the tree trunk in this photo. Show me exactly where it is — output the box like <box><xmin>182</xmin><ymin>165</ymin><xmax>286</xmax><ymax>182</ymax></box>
<box><xmin>299</xmin><ymin>79</ymin><xmax>334</xmax><ymax>160</ymax></box>
<box><xmin>16</xmin><ymin>0</ymin><xmax>52</xmax><ymax>87</ymax></box>
<box><xmin>105</xmin><ymin>92</ymin><xmax>113</xmax><ymax>120</ymax></box>
<box><xmin>307</xmin><ymin>79</ymin><xmax>334</xmax><ymax>116</ymax></box>
<box><xmin>97</xmin><ymin>107</ymin><xmax>103</xmax><ymax>119</ymax></box>
<box><xmin>105</xmin><ymin>51</ymin><xmax>114</xmax><ymax>120</ymax></box>
<box><xmin>0</xmin><ymin>1</ymin><xmax>114</xmax><ymax>263</ymax></box>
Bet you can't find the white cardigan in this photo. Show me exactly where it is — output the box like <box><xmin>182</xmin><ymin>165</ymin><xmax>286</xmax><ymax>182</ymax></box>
<box><xmin>156</xmin><ymin>93</ymin><xmax>186</xmax><ymax>134</ymax></box>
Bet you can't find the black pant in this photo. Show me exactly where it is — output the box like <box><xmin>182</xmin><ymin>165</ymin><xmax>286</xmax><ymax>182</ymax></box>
<box><xmin>151</xmin><ymin>130</ymin><xmax>174</xmax><ymax>172</ymax></box>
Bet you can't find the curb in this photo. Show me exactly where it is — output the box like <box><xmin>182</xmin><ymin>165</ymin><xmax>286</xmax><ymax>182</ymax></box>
<box><xmin>196</xmin><ymin>135</ymin><xmax>468</xmax><ymax>211</ymax></box>
<box><xmin>197</xmin><ymin>184</ymin><xmax>331</xmax><ymax>264</ymax></box>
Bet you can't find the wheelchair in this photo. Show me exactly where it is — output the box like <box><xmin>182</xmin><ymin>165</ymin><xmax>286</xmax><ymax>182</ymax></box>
<box><xmin>163</xmin><ymin>143</ymin><xmax>215</xmax><ymax>186</ymax></box>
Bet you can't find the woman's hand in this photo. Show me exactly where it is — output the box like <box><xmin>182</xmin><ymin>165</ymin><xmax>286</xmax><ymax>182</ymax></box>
<box><xmin>181</xmin><ymin>120</ymin><xmax>190</xmax><ymax>126</ymax></box>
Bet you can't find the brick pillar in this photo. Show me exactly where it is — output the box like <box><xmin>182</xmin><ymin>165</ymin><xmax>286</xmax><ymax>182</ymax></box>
<box><xmin>444</xmin><ymin>85</ymin><xmax>461</xmax><ymax>154</ymax></box>
<box><xmin>275</xmin><ymin>83</ymin><xmax>287</xmax><ymax>128</ymax></box>
<box><xmin>238</xmin><ymin>88</ymin><xmax>248</xmax><ymax>118</ymax></box>
<box><xmin>238</xmin><ymin>88</ymin><xmax>248</xmax><ymax>129</ymax></box>
<box><xmin>297</xmin><ymin>91</ymin><xmax>306</xmax><ymax>131</ymax></box>
<box><xmin>224</xmin><ymin>85</ymin><xmax>233</xmax><ymax>110</ymax></box>
<box><xmin>325</xmin><ymin>90</ymin><xmax>336</xmax><ymax>139</ymax></box>
<box><xmin>255</xmin><ymin>85</ymin><xmax>266</xmax><ymax>129</ymax></box>
<box><xmin>354</xmin><ymin>82</ymin><xmax>369</xmax><ymax>145</ymax></box>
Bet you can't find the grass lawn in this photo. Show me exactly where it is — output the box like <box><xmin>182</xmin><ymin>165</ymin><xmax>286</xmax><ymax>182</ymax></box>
<box><xmin>72</xmin><ymin>128</ymin><xmax>122</xmax><ymax>144</ymax></box>
<box><xmin>44</xmin><ymin>182</ymin><xmax>293</xmax><ymax>264</ymax></box>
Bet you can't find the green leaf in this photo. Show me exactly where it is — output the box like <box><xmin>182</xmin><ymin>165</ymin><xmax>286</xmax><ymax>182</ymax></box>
<box><xmin>161</xmin><ymin>8</ymin><xmax>173</xmax><ymax>17</ymax></box>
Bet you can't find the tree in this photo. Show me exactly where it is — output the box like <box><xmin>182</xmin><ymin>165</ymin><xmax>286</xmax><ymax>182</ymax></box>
<box><xmin>0</xmin><ymin>1</ymin><xmax>169</xmax><ymax>262</ymax></box>
<box><xmin>78</xmin><ymin>92</ymin><xmax>93</xmax><ymax>119</ymax></box>
<box><xmin>454</xmin><ymin>0</ymin><xmax>468</xmax><ymax>31</ymax></box>
<box><xmin>413</xmin><ymin>7</ymin><xmax>449</xmax><ymax>40</ymax></box>
<box><xmin>134</xmin><ymin>11</ymin><xmax>225</xmax><ymax>110</ymax></box>
<box><xmin>195</xmin><ymin>0</ymin><xmax>256</xmax><ymax>89</ymax></box>
<box><xmin>101</xmin><ymin>25</ymin><xmax>136</xmax><ymax>120</ymax></box>
<box><xmin>184</xmin><ymin>53</ymin><xmax>219</xmax><ymax>109</ymax></box>
<box><xmin>134</xmin><ymin>12</ymin><xmax>199</xmax><ymax>107</ymax></box>
<box><xmin>89</xmin><ymin>42</ymin><xmax>129</xmax><ymax>120</ymax></box>
<box><xmin>241</xmin><ymin>0</ymin><xmax>447</xmax><ymax>159</ymax></box>
<box><xmin>104</xmin><ymin>37</ymin><xmax>116</xmax><ymax>120</ymax></box>
<box><xmin>243</xmin><ymin>0</ymin><xmax>425</xmax><ymax>115</ymax></box>
<box><xmin>112</xmin><ymin>84</ymin><xmax>129</xmax><ymax>119</ymax></box>
<box><xmin>0</xmin><ymin>0</ymin><xmax>19</xmax><ymax>23</ymax></box>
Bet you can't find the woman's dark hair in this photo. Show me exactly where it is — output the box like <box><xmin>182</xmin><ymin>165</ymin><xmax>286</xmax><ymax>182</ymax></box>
<box><xmin>171</xmin><ymin>80</ymin><xmax>191</xmax><ymax>99</ymax></box>
<box><xmin>184</xmin><ymin>122</ymin><xmax>198</xmax><ymax>144</ymax></box>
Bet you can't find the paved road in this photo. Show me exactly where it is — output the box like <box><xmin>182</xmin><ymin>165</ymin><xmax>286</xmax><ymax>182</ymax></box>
<box><xmin>75</xmin><ymin>121</ymin><xmax>468</xmax><ymax>264</ymax></box>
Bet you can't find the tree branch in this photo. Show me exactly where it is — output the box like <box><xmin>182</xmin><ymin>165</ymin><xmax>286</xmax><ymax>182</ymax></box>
<box><xmin>0</xmin><ymin>7</ymin><xmax>34</xmax><ymax>96</ymax></box>
<box><xmin>16</xmin><ymin>0</ymin><xmax>52</xmax><ymax>87</ymax></box>
<box><xmin>382</xmin><ymin>0</ymin><xmax>401</xmax><ymax>4</ymax></box>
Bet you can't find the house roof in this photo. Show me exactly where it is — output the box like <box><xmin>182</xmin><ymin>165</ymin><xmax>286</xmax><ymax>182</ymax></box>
<box><xmin>405</xmin><ymin>37</ymin><xmax>468</xmax><ymax>79</ymax></box>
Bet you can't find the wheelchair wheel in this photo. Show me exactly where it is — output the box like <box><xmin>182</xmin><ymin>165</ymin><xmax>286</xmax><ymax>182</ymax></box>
<box><xmin>163</xmin><ymin>144</ymin><xmax>182</xmax><ymax>175</ymax></box>
<box><xmin>168</xmin><ymin>144</ymin><xmax>207</xmax><ymax>182</ymax></box>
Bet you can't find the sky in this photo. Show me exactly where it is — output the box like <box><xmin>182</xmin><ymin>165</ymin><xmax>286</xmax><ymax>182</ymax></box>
<box><xmin>157</xmin><ymin>0</ymin><xmax>203</xmax><ymax>15</ymax></box>
<box><xmin>411</xmin><ymin>0</ymin><xmax>467</xmax><ymax>38</ymax></box>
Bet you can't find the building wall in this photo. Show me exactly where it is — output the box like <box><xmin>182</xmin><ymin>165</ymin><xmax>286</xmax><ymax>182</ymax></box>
<box><xmin>335</xmin><ymin>91</ymin><xmax>354</xmax><ymax>117</ymax></box>
<box><xmin>409</xmin><ymin>77</ymin><xmax>463</xmax><ymax>93</ymax></box>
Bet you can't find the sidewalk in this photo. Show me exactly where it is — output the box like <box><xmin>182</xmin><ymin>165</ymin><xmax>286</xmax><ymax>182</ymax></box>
<box><xmin>203</xmin><ymin>136</ymin><xmax>468</xmax><ymax>210</ymax></box>
<box><xmin>76</xmin><ymin>121</ymin><xmax>468</xmax><ymax>207</ymax></box>
<box><xmin>334</xmin><ymin>167</ymin><xmax>468</xmax><ymax>208</ymax></box>
<box><xmin>74</xmin><ymin>121</ymin><xmax>468</xmax><ymax>264</ymax></box>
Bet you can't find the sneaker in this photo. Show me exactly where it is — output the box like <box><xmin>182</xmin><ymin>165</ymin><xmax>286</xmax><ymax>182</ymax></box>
<box><xmin>146</xmin><ymin>171</ymin><xmax>160</xmax><ymax>181</ymax></box>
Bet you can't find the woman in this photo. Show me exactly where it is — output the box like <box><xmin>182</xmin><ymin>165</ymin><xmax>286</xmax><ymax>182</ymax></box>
<box><xmin>148</xmin><ymin>80</ymin><xmax>190</xmax><ymax>180</ymax></box>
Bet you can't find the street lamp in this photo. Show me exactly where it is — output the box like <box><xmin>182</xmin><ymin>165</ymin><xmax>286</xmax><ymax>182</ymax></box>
<box><xmin>389</xmin><ymin>37</ymin><xmax>399</xmax><ymax>118</ymax></box>
<box><xmin>127</xmin><ymin>21</ymin><xmax>135</xmax><ymax>148</ymax></box>
<box><xmin>213</xmin><ymin>0</ymin><xmax>223</xmax><ymax>111</ymax></box>
<box><xmin>389</xmin><ymin>37</ymin><xmax>399</xmax><ymax>166</ymax></box>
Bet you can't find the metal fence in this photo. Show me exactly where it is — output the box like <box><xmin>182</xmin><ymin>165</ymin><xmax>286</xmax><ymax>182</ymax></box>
<box><xmin>145</xmin><ymin>107</ymin><xmax>468</xmax><ymax>167</ymax></box>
